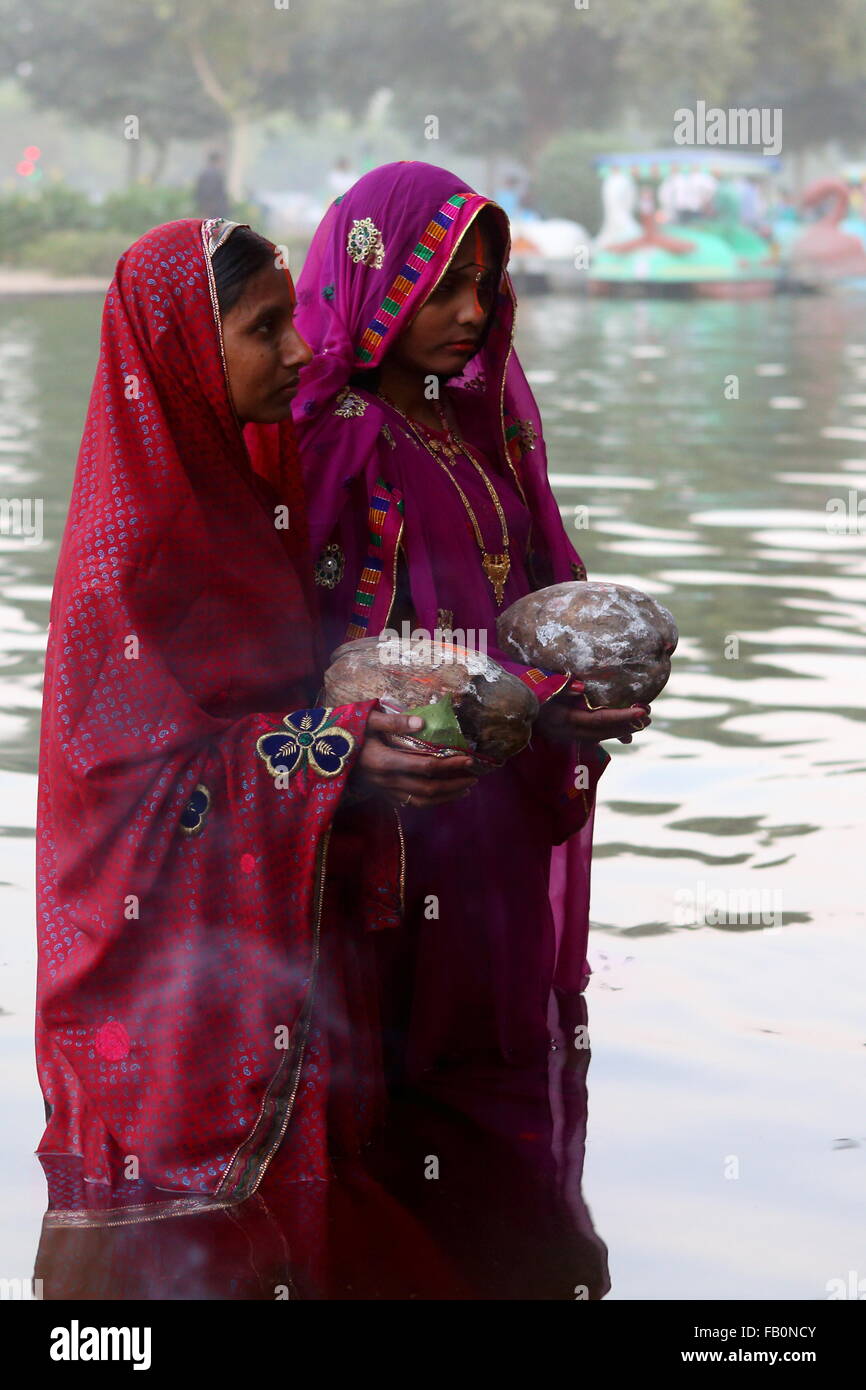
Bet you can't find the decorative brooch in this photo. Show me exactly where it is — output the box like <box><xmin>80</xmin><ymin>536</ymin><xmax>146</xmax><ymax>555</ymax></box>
<box><xmin>314</xmin><ymin>541</ymin><xmax>345</xmax><ymax>588</ymax></box>
<box><xmin>256</xmin><ymin>708</ymin><xmax>356</xmax><ymax>780</ymax></box>
<box><xmin>346</xmin><ymin>217</ymin><xmax>385</xmax><ymax>270</ymax></box>
<box><xmin>179</xmin><ymin>784</ymin><xmax>211</xmax><ymax>837</ymax></box>
<box><xmin>517</xmin><ymin>419</ymin><xmax>538</xmax><ymax>452</ymax></box>
<box><xmin>436</xmin><ymin>607</ymin><xmax>455</xmax><ymax>633</ymax></box>
<box><xmin>334</xmin><ymin>387</ymin><xmax>367</xmax><ymax>418</ymax></box>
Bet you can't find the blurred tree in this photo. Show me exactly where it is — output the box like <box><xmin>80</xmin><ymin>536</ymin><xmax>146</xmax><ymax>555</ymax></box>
<box><xmin>0</xmin><ymin>0</ymin><xmax>341</xmax><ymax>193</ymax></box>
<box><xmin>166</xmin><ymin>0</ymin><xmax>334</xmax><ymax>197</ymax></box>
<box><xmin>0</xmin><ymin>0</ymin><xmax>218</xmax><ymax>184</ymax></box>
<box><xmin>325</xmin><ymin>0</ymin><xmax>623</xmax><ymax>170</ymax></box>
<box><xmin>591</xmin><ymin>0</ymin><xmax>756</xmax><ymax>118</ymax></box>
<box><xmin>590</xmin><ymin>0</ymin><xmax>866</xmax><ymax>153</ymax></box>
<box><xmin>750</xmin><ymin>0</ymin><xmax>866</xmax><ymax>92</ymax></box>
<box><xmin>2</xmin><ymin>0</ymin><xmax>866</xmax><ymax>194</ymax></box>
<box><xmin>745</xmin><ymin>0</ymin><xmax>866</xmax><ymax>151</ymax></box>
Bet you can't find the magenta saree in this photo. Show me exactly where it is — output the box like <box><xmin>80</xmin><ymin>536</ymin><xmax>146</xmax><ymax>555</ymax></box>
<box><xmin>288</xmin><ymin>162</ymin><xmax>611</xmax><ymax>1082</ymax></box>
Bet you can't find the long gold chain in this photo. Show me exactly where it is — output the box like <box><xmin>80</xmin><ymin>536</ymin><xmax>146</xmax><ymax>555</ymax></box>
<box><xmin>376</xmin><ymin>389</ymin><xmax>511</xmax><ymax>605</ymax></box>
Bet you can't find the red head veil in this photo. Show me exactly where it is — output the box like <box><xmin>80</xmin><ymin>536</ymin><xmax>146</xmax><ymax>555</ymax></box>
<box><xmin>35</xmin><ymin>218</ymin><xmax>395</xmax><ymax>1225</ymax></box>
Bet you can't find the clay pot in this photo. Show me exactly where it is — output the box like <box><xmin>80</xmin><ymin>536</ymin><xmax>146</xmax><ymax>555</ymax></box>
<box><xmin>497</xmin><ymin>581</ymin><xmax>678</xmax><ymax>707</ymax></box>
<box><xmin>323</xmin><ymin>635</ymin><xmax>538</xmax><ymax>769</ymax></box>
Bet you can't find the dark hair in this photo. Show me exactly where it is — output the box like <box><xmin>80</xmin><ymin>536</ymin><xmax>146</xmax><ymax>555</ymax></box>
<box><xmin>212</xmin><ymin>226</ymin><xmax>276</xmax><ymax>317</ymax></box>
<box><xmin>476</xmin><ymin>203</ymin><xmax>507</xmax><ymax>273</ymax></box>
<box><xmin>348</xmin><ymin>366</ymin><xmax>380</xmax><ymax>393</ymax></box>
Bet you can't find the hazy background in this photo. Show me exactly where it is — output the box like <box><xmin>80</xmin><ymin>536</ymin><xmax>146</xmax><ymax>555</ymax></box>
<box><xmin>1</xmin><ymin>0</ymin><xmax>866</xmax><ymax>270</ymax></box>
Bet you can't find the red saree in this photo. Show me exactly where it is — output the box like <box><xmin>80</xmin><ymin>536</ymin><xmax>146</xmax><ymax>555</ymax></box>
<box><xmin>34</xmin><ymin>218</ymin><xmax>400</xmax><ymax>1227</ymax></box>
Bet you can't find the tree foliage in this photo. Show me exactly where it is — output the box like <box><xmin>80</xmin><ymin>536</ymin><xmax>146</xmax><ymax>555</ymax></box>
<box><xmin>2</xmin><ymin>0</ymin><xmax>865</xmax><ymax>182</ymax></box>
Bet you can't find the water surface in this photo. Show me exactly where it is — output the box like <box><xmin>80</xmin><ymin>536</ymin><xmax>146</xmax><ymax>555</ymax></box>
<box><xmin>1</xmin><ymin>289</ymin><xmax>864</xmax><ymax>1297</ymax></box>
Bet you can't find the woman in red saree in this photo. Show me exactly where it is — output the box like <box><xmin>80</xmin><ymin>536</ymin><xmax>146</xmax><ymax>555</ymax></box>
<box><xmin>33</xmin><ymin>215</ymin><xmax>478</xmax><ymax>1240</ymax></box>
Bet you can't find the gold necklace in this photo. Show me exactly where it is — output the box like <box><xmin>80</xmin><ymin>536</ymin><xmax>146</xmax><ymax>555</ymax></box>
<box><xmin>376</xmin><ymin>389</ymin><xmax>511</xmax><ymax>605</ymax></box>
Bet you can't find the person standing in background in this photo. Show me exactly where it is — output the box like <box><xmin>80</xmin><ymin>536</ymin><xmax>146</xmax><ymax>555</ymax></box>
<box><xmin>195</xmin><ymin>149</ymin><xmax>229</xmax><ymax>219</ymax></box>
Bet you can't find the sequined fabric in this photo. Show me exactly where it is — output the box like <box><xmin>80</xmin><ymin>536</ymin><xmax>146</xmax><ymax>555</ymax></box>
<box><xmin>35</xmin><ymin>219</ymin><xmax>399</xmax><ymax>1224</ymax></box>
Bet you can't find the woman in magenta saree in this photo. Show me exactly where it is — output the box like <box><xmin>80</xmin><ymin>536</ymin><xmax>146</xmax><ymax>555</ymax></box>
<box><xmin>292</xmin><ymin>162</ymin><xmax>652</xmax><ymax>1088</ymax></box>
<box><xmin>33</xmin><ymin>214</ymin><xmax>481</xmax><ymax>1242</ymax></box>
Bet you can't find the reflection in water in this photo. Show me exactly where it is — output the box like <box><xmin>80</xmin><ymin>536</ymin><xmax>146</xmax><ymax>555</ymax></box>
<box><xmin>2</xmin><ymin>289</ymin><xmax>865</xmax><ymax>1296</ymax></box>
<box><xmin>34</xmin><ymin>996</ymin><xmax>609</xmax><ymax>1300</ymax></box>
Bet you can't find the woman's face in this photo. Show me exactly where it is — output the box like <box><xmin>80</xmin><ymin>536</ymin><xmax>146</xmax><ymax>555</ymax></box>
<box><xmin>388</xmin><ymin>217</ymin><xmax>500</xmax><ymax>378</ymax></box>
<box><xmin>221</xmin><ymin>263</ymin><xmax>313</xmax><ymax>424</ymax></box>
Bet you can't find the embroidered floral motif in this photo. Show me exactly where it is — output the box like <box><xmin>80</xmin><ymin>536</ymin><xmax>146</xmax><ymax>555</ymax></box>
<box><xmin>571</xmin><ymin>560</ymin><xmax>588</xmax><ymax>581</ymax></box>
<box><xmin>322</xmin><ymin>284</ymin><xmax>335</xmax><ymax>301</ymax></box>
<box><xmin>179</xmin><ymin>783</ymin><xmax>211</xmax><ymax>837</ymax></box>
<box><xmin>347</xmin><ymin>217</ymin><xmax>385</xmax><ymax>270</ymax></box>
<box><xmin>463</xmin><ymin>373</ymin><xmax>488</xmax><ymax>392</ymax></box>
<box><xmin>256</xmin><ymin>708</ymin><xmax>356</xmax><ymax>780</ymax></box>
<box><xmin>334</xmin><ymin>386</ymin><xmax>368</xmax><ymax>418</ymax></box>
<box><xmin>314</xmin><ymin>541</ymin><xmax>345</xmax><ymax>588</ymax></box>
<box><xmin>380</xmin><ymin>424</ymin><xmax>397</xmax><ymax>449</ymax></box>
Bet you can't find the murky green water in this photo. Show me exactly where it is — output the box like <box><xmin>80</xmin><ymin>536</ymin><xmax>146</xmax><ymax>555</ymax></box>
<box><xmin>1</xmin><ymin>289</ymin><xmax>864</xmax><ymax>1297</ymax></box>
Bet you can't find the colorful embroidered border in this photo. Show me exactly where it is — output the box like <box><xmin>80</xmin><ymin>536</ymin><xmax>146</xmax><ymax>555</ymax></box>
<box><xmin>516</xmin><ymin>665</ymin><xmax>572</xmax><ymax>704</ymax></box>
<box><xmin>346</xmin><ymin>480</ymin><xmax>405</xmax><ymax>639</ymax></box>
<box><xmin>355</xmin><ymin>194</ymin><xmax>469</xmax><ymax>363</ymax></box>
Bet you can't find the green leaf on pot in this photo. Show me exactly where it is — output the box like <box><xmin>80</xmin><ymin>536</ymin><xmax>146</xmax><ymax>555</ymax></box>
<box><xmin>401</xmin><ymin>694</ymin><xmax>470</xmax><ymax>750</ymax></box>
